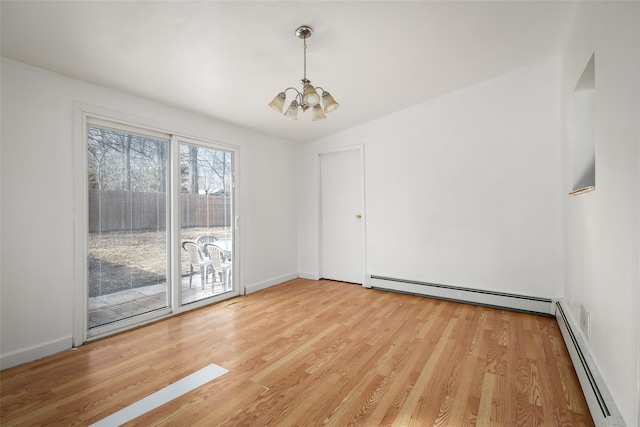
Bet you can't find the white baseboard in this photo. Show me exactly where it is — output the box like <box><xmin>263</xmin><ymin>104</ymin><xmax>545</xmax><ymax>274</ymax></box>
<box><xmin>369</xmin><ymin>275</ymin><xmax>555</xmax><ymax>315</ymax></box>
<box><xmin>245</xmin><ymin>272</ymin><xmax>299</xmax><ymax>294</ymax></box>
<box><xmin>555</xmin><ymin>301</ymin><xmax>625</xmax><ymax>427</ymax></box>
<box><xmin>1</xmin><ymin>335</ymin><xmax>72</xmax><ymax>370</ymax></box>
<box><xmin>298</xmin><ymin>271</ymin><xmax>319</xmax><ymax>280</ymax></box>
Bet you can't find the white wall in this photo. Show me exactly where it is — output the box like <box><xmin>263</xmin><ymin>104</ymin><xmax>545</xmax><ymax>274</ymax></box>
<box><xmin>0</xmin><ymin>58</ymin><xmax>298</xmax><ymax>368</ymax></box>
<box><xmin>298</xmin><ymin>57</ymin><xmax>564</xmax><ymax>298</ymax></box>
<box><xmin>561</xmin><ymin>1</ymin><xmax>640</xmax><ymax>425</ymax></box>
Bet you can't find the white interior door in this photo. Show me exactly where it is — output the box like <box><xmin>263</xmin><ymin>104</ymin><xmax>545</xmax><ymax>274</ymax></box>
<box><xmin>320</xmin><ymin>148</ymin><xmax>365</xmax><ymax>284</ymax></box>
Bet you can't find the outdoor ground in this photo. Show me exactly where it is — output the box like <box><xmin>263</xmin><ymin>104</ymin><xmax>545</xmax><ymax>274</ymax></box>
<box><xmin>88</xmin><ymin>226</ymin><xmax>231</xmax><ymax>297</ymax></box>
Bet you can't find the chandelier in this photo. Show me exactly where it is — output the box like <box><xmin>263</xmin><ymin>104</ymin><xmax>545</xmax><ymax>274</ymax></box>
<box><xmin>268</xmin><ymin>25</ymin><xmax>339</xmax><ymax>121</ymax></box>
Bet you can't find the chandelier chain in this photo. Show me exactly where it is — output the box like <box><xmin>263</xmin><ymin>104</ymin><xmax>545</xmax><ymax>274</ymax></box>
<box><xmin>303</xmin><ymin>36</ymin><xmax>307</xmax><ymax>80</ymax></box>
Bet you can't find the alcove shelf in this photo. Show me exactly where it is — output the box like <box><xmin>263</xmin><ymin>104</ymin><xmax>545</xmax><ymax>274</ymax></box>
<box><xmin>569</xmin><ymin>186</ymin><xmax>595</xmax><ymax>196</ymax></box>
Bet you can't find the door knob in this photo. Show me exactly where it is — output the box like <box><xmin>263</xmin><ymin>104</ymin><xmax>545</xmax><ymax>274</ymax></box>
<box><xmin>356</xmin><ymin>215</ymin><xmax>362</xmax><ymax>219</ymax></box>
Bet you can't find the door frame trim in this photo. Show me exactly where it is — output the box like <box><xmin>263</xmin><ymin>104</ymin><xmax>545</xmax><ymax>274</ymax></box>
<box><xmin>316</xmin><ymin>144</ymin><xmax>367</xmax><ymax>285</ymax></box>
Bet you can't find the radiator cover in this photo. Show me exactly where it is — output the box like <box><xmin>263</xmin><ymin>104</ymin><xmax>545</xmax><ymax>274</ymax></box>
<box><xmin>555</xmin><ymin>301</ymin><xmax>625</xmax><ymax>427</ymax></box>
<box><xmin>369</xmin><ymin>275</ymin><xmax>555</xmax><ymax>315</ymax></box>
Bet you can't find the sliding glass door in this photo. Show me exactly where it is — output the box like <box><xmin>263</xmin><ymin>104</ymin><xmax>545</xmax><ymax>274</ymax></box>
<box><xmin>179</xmin><ymin>141</ymin><xmax>234</xmax><ymax>305</ymax></box>
<box><xmin>85</xmin><ymin>118</ymin><xmax>237</xmax><ymax>338</ymax></box>
<box><xmin>87</xmin><ymin>124</ymin><xmax>170</xmax><ymax>333</ymax></box>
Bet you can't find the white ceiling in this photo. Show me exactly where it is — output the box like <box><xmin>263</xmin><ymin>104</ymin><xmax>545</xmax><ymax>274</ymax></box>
<box><xmin>1</xmin><ymin>1</ymin><xmax>576</xmax><ymax>143</ymax></box>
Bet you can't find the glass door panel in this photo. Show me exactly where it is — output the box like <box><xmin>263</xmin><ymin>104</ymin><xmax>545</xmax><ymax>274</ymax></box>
<box><xmin>87</xmin><ymin>125</ymin><xmax>169</xmax><ymax>332</ymax></box>
<box><xmin>179</xmin><ymin>142</ymin><xmax>233</xmax><ymax>305</ymax></box>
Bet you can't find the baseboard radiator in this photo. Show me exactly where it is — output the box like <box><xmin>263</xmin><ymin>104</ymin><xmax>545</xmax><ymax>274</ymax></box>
<box><xmin>555</xmin><ymin>301</ymin><xmax>625</xmax><ymax>427</ymax></box>
<box><xmin>368</xmin><ymin>275</ymin><xmax>555</xmax><ymax>315</ymax></box>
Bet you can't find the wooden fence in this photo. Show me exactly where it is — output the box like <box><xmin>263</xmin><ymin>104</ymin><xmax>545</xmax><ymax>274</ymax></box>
<box><xmin>88</xmin><ymin>190</ymin><xmax>231</xmax><ymax>232</ymax></box>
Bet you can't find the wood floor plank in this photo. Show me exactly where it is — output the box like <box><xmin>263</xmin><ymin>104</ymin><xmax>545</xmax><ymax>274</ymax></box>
<box><xmin>0</xmin><ymin>279</ymin><xmax>594</xmax><ymax>426</ymax></box>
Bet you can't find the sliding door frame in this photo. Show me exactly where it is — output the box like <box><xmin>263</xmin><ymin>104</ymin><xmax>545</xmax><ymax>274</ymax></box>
<box><xmin>73</xmin><ymin>103</ymin><xmax>241</xmax><ymax>346</ymax></box>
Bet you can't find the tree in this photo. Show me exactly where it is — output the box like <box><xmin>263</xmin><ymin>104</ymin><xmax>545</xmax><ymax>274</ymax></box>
<box><xmin>88</xmin><ymin>126</ymin><xmax>168</xmax><ymax>193</ymax></box>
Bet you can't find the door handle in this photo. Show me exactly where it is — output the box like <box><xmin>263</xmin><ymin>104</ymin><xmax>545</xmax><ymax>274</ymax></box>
<box><xmin>356</xmin><ymin>215</ymin><xmax>362</xmax><ymax>219</ymax></box>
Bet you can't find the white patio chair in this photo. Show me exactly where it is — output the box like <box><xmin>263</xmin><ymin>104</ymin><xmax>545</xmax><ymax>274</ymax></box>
<box><xmin>182</xmin><ymin>241</ymin><xmax>212</xmax><ymax>289</ymax></box>
<box><xmin>204</xmin><ymin>243</ymin><xmax>231</xmax><ymax>291</ymax></box>
<box><xmin>195</xmin><ymin>234</ymin><xmax>218</xmax><ymax>248</ymax></box>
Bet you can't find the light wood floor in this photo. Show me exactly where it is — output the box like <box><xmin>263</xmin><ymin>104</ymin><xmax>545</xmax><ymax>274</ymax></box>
<box><xmin>1</xmin><ymin>279</ymin><xmax>593</xmax><ymax>426</ymax></box>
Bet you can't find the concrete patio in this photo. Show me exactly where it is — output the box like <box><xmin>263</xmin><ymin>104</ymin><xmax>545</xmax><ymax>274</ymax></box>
<box><xmin>88</xmin><ymin>274</ymin><xmax>232</xmax><ymax>329</ymax></box>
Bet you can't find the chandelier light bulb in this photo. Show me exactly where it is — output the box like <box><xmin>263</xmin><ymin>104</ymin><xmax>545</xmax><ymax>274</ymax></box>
<box><xmin>312</xmin><ymin>104</ymin><xmax>327</xmax><ymax>121</ymax></box>
<box><xmin>302</xmin><ymin>84</ymin><xmax>320</xmax><ymax>107</ymax></box>
<box><xmin>284</xmin><ymin>100</ymin><xmax>300</xmax><ymax>120</ymax></box>
<box><xmin>322</xmin><ymin>92</ymin><xmax>339</xmax><ymax>113</ymax></box>
<box><xmin>268</xmin><ymin>92</ymin><xmax>286</xmax><ymax>113</ymax></box>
